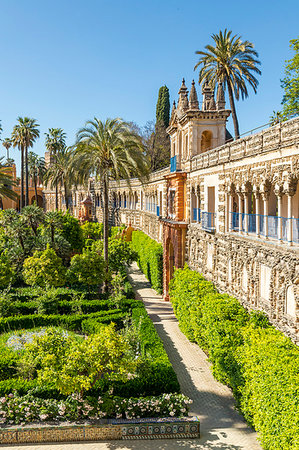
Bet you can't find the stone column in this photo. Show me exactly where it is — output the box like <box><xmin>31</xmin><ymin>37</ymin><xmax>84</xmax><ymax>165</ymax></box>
<box><xmin>244</xmin><ymin>193</ymin><xmax>249</xmax><ymax>234</ymax></box>
<box><xmin>277</xmin><ymin>194</ymin><xmax>282</xmax><ymax>241</ymax></box>
<box><xmin>228</xmin><ymin>192</ymin><xmax>233</xmax><ymax>232</ymax></box>
<box><xmin>238</xmin><ymin>193</ymin><xmax>243</xmax><ymax>233</ymax></box>
<box><xmin>263</xmin><ymin>194</ymin><xmax>269</xmax><ymax>239</ymax></box>
<box><xmin>196</xmin><ymin>189</ymin><xmax>200</xmax><ymax>222</ymax></box>
<box><xmin>284</xmin><ymin>178</ymin><xmax>296</xmax><ymax>245</ymax></box>
<box><xmin>287</xmin><ymin>194</ymin><xmax>293</xmax><ymax>245</ymax></box>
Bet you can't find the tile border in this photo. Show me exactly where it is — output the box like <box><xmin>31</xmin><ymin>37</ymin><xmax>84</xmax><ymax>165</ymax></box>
<box><xmin>0</xmin><ymin>417</ymin><xmax>200</xmax><ymax>444</ymax></box>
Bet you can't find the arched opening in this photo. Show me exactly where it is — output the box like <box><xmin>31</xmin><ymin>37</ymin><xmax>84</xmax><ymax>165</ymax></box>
<box><xmin>31</xmin><ymin>195</ymin><xmax>43</xmax><ymax>208</ymax></box>
<box><xmin>201</xmin><ymin>130</ymin><xmax>213</xmax><ymax>152</ymax></box>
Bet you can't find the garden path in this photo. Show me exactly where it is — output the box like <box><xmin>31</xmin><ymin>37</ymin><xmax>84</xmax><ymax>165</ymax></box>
<box><xmin>4</xmin><ymin>263</ymin><xmax>262</xmax><ymax>450</ymax></box>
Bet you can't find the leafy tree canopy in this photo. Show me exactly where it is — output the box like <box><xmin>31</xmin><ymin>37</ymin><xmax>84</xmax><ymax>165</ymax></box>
<box><xmin>281</xmin><ymin>37</ymin><xmax>299</xmax><ymax>119</ymax></box>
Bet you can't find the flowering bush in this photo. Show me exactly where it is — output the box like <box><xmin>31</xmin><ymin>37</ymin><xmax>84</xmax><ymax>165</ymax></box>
<box><xmin>0</xmin><ymin>392</ymin><xmax>192</xmax><ymax>424</ymax></box>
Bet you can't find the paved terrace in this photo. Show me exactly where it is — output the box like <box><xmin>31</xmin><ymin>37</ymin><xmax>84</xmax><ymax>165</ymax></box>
<box><xmin>4</xmin><ymin>263</ymin><xmax>262</xmax><ymax>450</ymax></box>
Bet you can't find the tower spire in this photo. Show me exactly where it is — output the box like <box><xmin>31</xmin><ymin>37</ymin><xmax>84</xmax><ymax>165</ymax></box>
<box><xmin>177</xmin><ymin>78</ymin><xmax>189</xmax><ymax>112</ymax></box>
<box><xmin>170</xmin><ymin>100</ymin><xmax>176</xmax><ymax>123</ymax></box>
<box><xmin>189</xmin><ymin>80</ymin><xmax>199</xmax><ymax>110</ymax></box>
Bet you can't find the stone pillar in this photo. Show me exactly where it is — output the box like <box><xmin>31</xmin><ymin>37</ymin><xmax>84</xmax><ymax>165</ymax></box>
<box><xmin>229</xmin><ymin>193</ymin><xmax>234</xmax><ymax>232</ymax></box>
<box><xmin>255</xmin><ymin>192</ymin><xmax>260</xmax><ymax>237</ymax></box>
<box><xmin>277</xmin><ymin>194</ymin><xmax>282</xmax><ymax>241</ymax></box>
<box><xmin>238</xmin><ymin>193</ymin><xmax>243</xmax><ymax>233</ymax></box>
<box><xmin>287</xmin><ymin>194</ymin><xmax>293</xmax><ymax>245</ymax></box>
<box><xmin>244</xmin><ymin>193</ymin><xmax>249</xmax><ymax>234</ymax></box>
<box><xmin>263</xmin><ymin>195</ymin><xmax>269</xmax><ymax>239</ymax></box>
<box><xmin>196</xmin><ymin>190</ymin><xmax>200</xmax><ymax>222</ymax></box>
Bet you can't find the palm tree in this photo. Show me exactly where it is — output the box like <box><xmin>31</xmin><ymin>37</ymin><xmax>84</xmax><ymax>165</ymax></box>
<box><xmin>45</xmin><ymin>128</ymin><xmax>66</xmax><ymax>209</ymax></box>
<box><xmin>194</xmin><ymin>29</ymin><xmax>261</xmax><ymax>139</ymax></box>
<box><xmin>2</xmin><ymin>138</ymin><xmax>12</xmax><ymax>162</ymax></box>
<box><xmin>44</xmin><ymin>147</ymin><xmax>75</xmax><ymax>210</ymax></box>
<box><xmin>22</xmin><ymin>204</ymin><xmax>44</xmax><ymax>236</ymax></box>
<box><xmin>28</xmin><ymin>152</ymin><xmax>45</xmax><ymax>206</ymax></box>
<box><xmin>74</xmin><ymin>118</ymin><xmax>149</xmax><ymax>281</ymax></box>
<box><xmin>0</xmin><ymin>157</ymin><xmax>18</xmax><ymax>209</ymax></box>
<box><xmin>11</xmin><ymin>117</ymin><xmax>40</xmax><ymax>208</ymax></box>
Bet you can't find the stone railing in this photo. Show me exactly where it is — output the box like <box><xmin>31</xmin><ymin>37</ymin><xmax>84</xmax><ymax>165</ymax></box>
<box><xmin>191</xmin><ymin>117</ymin><xmax>299</xmax><ymax>172</ymax></box>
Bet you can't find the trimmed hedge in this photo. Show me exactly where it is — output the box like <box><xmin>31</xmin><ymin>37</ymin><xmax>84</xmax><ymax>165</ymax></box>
<box><xmin>169</xmin><ymin>265</ymin><xmax>299</xmax><ymax>450</ymax></box>
<box><xmin>5</xmin><ymin>297</ymin><xmax>140</xmax><ymax>316</ymax></box>
<box><xmin>131</xmin><ymin>230</ymin><xmax>163</xmax><ymax>293</ymax></box>
<box><xmin>0</xmin><ymin>309</ymin><xmax>128</xmax><ymax>334</ymax></box>
<box><xmin>9</xmin><ymin>287</ymin><xmax>107</xmax><ymax>302</ymax></box>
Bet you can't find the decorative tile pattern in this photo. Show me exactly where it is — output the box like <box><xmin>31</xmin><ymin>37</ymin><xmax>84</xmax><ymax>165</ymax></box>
<box><xmin>121</xmin><ymin>419</ymin><xmax>200</xmax><ymax>440</ymax></box>
<box><xmin>0</xmin><ymin>417</ymin><xmax>200</xmax><ymax>444</ymax></box>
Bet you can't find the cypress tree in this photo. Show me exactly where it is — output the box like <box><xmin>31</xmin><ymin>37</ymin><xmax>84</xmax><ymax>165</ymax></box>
<box><xmin>156</xmin><ymin>85</ymin><xmax>170</xmax><ymax>128</ymax></box>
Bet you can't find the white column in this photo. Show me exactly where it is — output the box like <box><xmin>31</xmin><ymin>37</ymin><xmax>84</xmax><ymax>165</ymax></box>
<box><xmin>244</xmin><ymin>193</ymin><xmax>249</xmax><ymax>234</ymax></box>
<box><xmin>255</xmin><ymin>194</ymin><xmax>260</xmax><ymax>237</ymax></box>
<box><xmin>238</xmin><ymin>194</ymin><xmax>243</xmax><ymax>233</ymax></box>
<box><xmin>264</xmin><ymin>196</ymin><xmax>269</xmax><ymax>238</ymax></box>
<box><xmin>196</xmin><ymin>192</ymin><xmax>200</xmax><ymax>222</ymax></box>
<box><xmin>287</xmin><ymin>194</ymin><xmax>293</xmax><ymax>245</ymax></box>
<box><xmin>228</xmin><ymin>193</ymin><xmax>233</xmax><ymax>232</ymax></box>
<box><xmin>277</xmin><ymin>195</ymin><xmax>282</xmax><ymax>241</ymax></box>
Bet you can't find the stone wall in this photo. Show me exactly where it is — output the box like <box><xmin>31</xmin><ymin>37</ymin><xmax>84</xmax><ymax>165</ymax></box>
<box><xmin>187</xmin><ymin>225</ymin><xmax>299</xmax><ymax>343</ymax></box>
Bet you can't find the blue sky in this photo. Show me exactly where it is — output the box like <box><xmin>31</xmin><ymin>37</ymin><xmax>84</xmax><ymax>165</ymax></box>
<box><xmin>0</xmin><ymin>0</ymin><xmax>298</xmax><ymax>172</ymax></box>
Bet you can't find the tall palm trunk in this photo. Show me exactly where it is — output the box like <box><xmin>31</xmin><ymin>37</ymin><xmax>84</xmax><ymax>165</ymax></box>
<box><xmin>64</xmin><ymin>184</ymin><xmax>69</xmax><ymax>210</ymax></box>
<box><xmin>25</xmin><ymin>145</ymin><xmax>29</xmax><ymax>206</ymax></box>
<box><xmin>20</xmin><ymin>146</ymin><xmax>24</xmax><ymax>210</ymax></box>
<box><xmin>103</xmin><ymin>175</ymin><xmax>109</xmax><ymax>291</ymax></box>
<box><xmin>34</xmin><ymin>175</ymin><xmax>38</xmax><ymax>206</ymax></box>
<box><xmin>227</xmin><ymin>81</ymin><xmax>240</xmax><ymax>140</ymax></box>
<box><xmin>55</xmin><ymin>182</ymin><xmax>58</xmax><ymax>210</ymax></box>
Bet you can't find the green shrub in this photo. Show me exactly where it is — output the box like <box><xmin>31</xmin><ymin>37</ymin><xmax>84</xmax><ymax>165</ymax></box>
<box><xmin>81</xmin><ymin>222</ymin><xmax>103</xmax><ymax>241</ymax></box>
<box><xmin>169</xmin><ymin>265</ymin><xmax>215</xmax><ymax>342</ymax></box>
<box><xmin>0</xmin><ymin>293</ymin><xmax>17</xmax><ymax>317</ymax></box>
<box><xmin>23</xmin><ymin>247</ymin><xmax>66</xmax><ymax>287</ymax></box>
<box><xmin>110</xmin><ymin>225</ymin><xmax>125</xmax><ymax>239</ymax></box>
<box><xmin>0</xmin><ymin>253</ymin><xmax>14</xmax><ymax>288</ymax></box>
<box><xmin>169</xmin><ymin>265</ymin><xmax>299</xmax><ymax>450</ymax></box>
<box><xmin>67</xmin><ymin>248</ymin><xmax>105</xmax><ymax>286</ymax></box>
<box><xmin>35</xmin><ymin>288</ymin><xmax>60</xmax><ymax>315</ymax></box>
<box><xmin>58</xmin><ymin>211</ymin><xmax>84</xmax><ymax>251</ymax></box>
<box><xmin>131</xmin><ymin>230</ymin><xmax>163</xmax><ymax>293</ymax></box>
<box><xmin>107</xmin><ymin>237</ymin><xmax>137</xmax><ymax>272</ymax></box>
<box><xmin>237</xmin><ymin>326</ymin><xmax>299</xmax><ymax>450</ymax></box>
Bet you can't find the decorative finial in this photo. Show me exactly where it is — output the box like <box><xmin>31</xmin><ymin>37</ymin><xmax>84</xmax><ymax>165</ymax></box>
<box><xmin>178</xmin><ymin>78</ymin><xmax>189</xmax><ymax>112</ymax></box>
<box><xmin>189</xmin><ymin>80</ymin><xmax>199</xmax><ymax>110</ymax></box>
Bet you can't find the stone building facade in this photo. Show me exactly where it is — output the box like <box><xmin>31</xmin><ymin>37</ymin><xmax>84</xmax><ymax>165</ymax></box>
<box><xmin>43</xmin><ymin>79</ymin><xmax>299</xmax><ymax>343</ymax></box>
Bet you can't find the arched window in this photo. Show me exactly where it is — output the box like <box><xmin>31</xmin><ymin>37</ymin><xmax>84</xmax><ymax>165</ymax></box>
<box><xmin>201</xmin><ymin>130</ymin><xmax>213</xmax><ymax>152</ymax></box>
